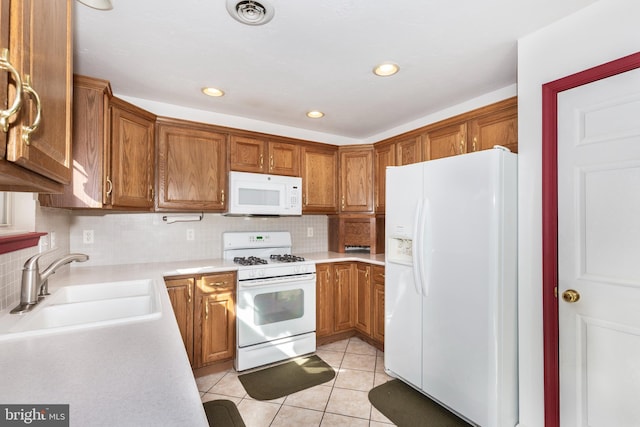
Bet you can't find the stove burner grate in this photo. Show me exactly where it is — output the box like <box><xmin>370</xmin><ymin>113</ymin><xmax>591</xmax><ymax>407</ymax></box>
<box><xmin>233</xmin><ymin>256</ymin><xmax>268</xmax><ymax>266</ymax></box>
<box><xmin>270</xmin><ymin>254</ymin><xmax>306</xmax><ymax>263</ymax></box>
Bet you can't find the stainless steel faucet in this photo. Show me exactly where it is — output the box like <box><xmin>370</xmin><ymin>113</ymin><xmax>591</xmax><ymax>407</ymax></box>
<box><xmin>10</xmin><ymin>252</ymin><xmax>89</xmax><ymax>314</ymax></box>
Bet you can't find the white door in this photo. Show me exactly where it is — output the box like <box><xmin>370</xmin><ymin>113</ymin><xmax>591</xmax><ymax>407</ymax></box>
<box><xmin>558</xmin><ymin>66</ymin><xmax>640</xmax><ymax>426</ymax></box>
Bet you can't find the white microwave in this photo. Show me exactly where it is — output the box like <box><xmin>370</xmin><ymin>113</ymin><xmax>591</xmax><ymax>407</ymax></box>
<box><xmin>227</xmin><ymin>171</ymin><xmax>302</xmax><ymax>216</ymax></box>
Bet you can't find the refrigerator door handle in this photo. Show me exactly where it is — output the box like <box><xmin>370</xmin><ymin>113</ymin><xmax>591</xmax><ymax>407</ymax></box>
<box><xmin>412</xmin><ymin>199</ymin><xmax>424</xmax><ymax>296</ymax></box>
<box><xmin>419</xmin><ymin>197</ymin><xmax>431</xmax><ymax>296</ymax></box>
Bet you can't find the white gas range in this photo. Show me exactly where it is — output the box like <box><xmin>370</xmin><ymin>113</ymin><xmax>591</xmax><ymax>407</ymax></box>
<box><xmin>222</xmin><ymin>231</ymin><xmax>317</xmax><ymax>371</ymax></box>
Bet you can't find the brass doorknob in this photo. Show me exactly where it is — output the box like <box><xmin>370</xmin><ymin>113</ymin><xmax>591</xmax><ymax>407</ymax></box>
<box><xmin>562</xmin><ymin>289</ymin><xmax>580</xmax><ymax>303</ymax></box>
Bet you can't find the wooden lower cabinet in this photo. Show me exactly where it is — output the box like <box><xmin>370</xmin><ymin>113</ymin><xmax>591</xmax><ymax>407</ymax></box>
<box><xmin>165</xmin><ymin>271</ymin><xmax>236</xmax><ymax>369</ymax></box>
<box><xmin>316</xmin><ymin>262</ymin><xmax>384</xmax><ymax>348</ymax></box>
<box><xmin>355</xmin><ymin>263</ymin><xmax>371</xmax><ymax>335</ymax></box>
<box><xmin>371</xmin><ymin>265</ymin><xmax>385</xmax><ymax>343</ymax></box>
<box><xmin>165</xmin><ymin>277</ymin><xmax>195</xmax><ymax>365</ymax></box>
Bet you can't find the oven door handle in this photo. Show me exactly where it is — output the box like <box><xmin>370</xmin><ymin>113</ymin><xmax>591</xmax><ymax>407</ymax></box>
<box><xmin>238</xmin><ymin>273</ymin><xmax>316</xmax><ymax>288</ymax></box>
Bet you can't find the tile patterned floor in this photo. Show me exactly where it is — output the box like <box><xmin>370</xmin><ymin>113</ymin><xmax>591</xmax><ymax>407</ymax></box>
<box><xmin>197</xmin><ymin>337</ymin><xmax>396</xmax><ymax>426</ymax></box>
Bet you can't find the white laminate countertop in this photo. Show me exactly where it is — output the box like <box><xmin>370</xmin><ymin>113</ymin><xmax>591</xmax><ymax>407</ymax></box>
<box><xmin>0</xmin><ymin>251</ymin><xmax>385</xmax><ymax>426</ymax></box>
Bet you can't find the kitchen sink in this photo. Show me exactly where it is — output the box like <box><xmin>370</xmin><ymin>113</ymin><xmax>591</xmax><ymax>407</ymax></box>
<box><xmin>0</xmin><ymin>279</ymin><xmax>162</xmax><ymax>341</ymax></box>
<box><xmin>46</xmin><ymin>279</ymin><xmax>156</xmax><ymax>304</ymax></box>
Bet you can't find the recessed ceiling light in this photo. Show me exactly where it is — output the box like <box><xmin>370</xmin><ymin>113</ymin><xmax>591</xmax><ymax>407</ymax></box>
<box><xmin>202</xmin><ymin>87</ymin><xmax>225</xmax><ymax>97</ymax></box>
<box><xmin>307</xmin><ymin>111</ymin><xmax>324</xmax><ymax>119</ymax></box>
<box><xmin>373</xmin><ymin>62</ymin><xmax>400</xmax><ymax>77</ymax></box>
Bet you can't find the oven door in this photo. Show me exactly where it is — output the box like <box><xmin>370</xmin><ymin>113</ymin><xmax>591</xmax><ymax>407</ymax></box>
<box><xmin>236</xmin><ymin>275</ymin><xmax>316</xmax><ymax>348</ymax></box>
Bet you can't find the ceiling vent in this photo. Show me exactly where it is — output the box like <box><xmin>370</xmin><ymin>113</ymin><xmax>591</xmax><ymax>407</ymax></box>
<box><xmin>226</xmin><ymin>0</ymin><xmax>275</xmax><ymax>26</ymax></box>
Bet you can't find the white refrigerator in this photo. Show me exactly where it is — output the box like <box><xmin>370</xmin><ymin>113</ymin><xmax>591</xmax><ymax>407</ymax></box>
<box><xmin>384</xmin><ymin>147</ymin><xmax>518</xmax><ymax>427</ymax></box>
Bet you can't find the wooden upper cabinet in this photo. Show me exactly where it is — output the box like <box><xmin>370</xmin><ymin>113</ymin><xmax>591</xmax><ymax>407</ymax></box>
<box><xmin>156</xmin><ymin>118</ymin><xmax>228</xmax><ymax>211</ymax></box>
<box><xmin>1</xmin><ymin>0</ymin><xmax>9</xmax><ymax>160</ymax></box>
<box><xmin>423</xmin><ymin>122</ymin><xmax>467</xmax><ymax>161</ymax></box>
<box><xmin>230</xmin><ymin>135</ymin><xmax>299</xmax><ymax>176</ymax></box>
<box><xmin>268</xmin><ymin>141</ymin><xmax>299</xmax><ymax>176</ymax></box>
<box><xmin>301</xmin><ymin>144</ymin><xmax>338</xmax><ymax>213</ymax></box>
<box><xmin>230</xmin><ymin>135</ymin><xmax>264</xmax><ymax>173</ymax></box>
<box><xmin>0</xmin><ymin>0</ymin><xmax>71</xmax><ymax>192</ymax></box>
<box><xmin>109</xmin><ymin>97</ymin><xmax>155</xmax><ymax>209</ymax></box>
<box><xmin>468</xmin><ymin>103</ymin><xmax>518</xmax><ymax>153</ymax></box>
<box><xmin>396</xmin><ymin>136</ymin><xmax>422</xmax><ymax>166</ymax></box>
<box><xmin>374</xmin><ymin>142</ymin><xmax>395</xmax><ymax>213</ymax></box>
<box><xmin>40</xmin><ymin>77</ymin><xmax>157</xmax><ymax>210</ymax></box>
<box><xmin>339</xmin><ymin>146</ymin><xmax>373</xmax><ymax>213</ymax></box>
<box><xmin>5</xmin><ymin>0</ymin><xmax>72</xmax><ymax>184</ymax></box>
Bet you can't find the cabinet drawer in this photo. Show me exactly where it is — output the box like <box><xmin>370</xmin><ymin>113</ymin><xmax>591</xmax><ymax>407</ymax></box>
<box><xmin>198</xmin><ymin>273</ymin><xmax>236</xmax><ymax>294</ymax></box>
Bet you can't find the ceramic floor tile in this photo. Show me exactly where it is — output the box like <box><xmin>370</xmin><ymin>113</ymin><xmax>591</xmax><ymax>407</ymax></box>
<box><xmin>370</xmin><ymin>420</ymin><xmax>396</xmax><ymax>426</ymax></box>
<box><xmin>208</xmin><ymin>371</ymin><xmax>247</xmax><ymax>398</ymax></box>
<box><xmin>373</xmin><ymin>370</ymin><xmax>393</xmax><ymax>388</ymax></box>
<box><xmin>325</xmin><ymin>388</ymin><xmax>372</xmax><ymax>419</ymax></box>
<box><xmin>334</xmin><ymin>368</ymin><xmax>375</xmax><ymax>392</ymax></box>
<box><xmin>340</xmin><ymin>352</ymin><xmax>376</xmax><ymax>372</ymax></box>
<box><xmin>270</xmin><ymin>405</ymin><xmax>323</xmax><ymax>427</ymax></box>
<box><xmin>283</xmin><ymin>384</ymin><xmax>332</xmax><ymax>411</ymax></box>
<box><xmin>370</xmin><ymin>405</ymin><xmax>395</xmax><ymax>424</ymax></box>
<box><xmin>318</xmin><ymin>339</ymin><xmax>349</xmax><ymax>352</ymax></box>
<box><xmin>195</xmin><ymin>369</ymin><xmax>228</xmax><ymax>392</ymax></box>
<box><xmin>345</xmin><ymin>337</ymin><xmax>377</xmax><ymax>356</ymax></box>
<box><xmin>315</xmin><ymin>349</ymin><xmax>345</xmax><ymax>369</ymax></box>
<box><xmin>319</xmin><ymin>412</ymin><xmax>370</xmax><ymax>426</ymax></box>
<box><xmin>236</xmin><ymin>399</ymin><xmax>280</xmax><ymax>427</ymax></box>
<box><xmin>375</xmin><ymin>355</ymin><xmax>385</xmax><ymax>372</ymax></box>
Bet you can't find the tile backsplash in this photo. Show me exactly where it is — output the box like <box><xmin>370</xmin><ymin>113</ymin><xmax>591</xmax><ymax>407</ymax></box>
<box><xmin>69</xmin><ymin>212</ymin><xmax>328</xmax><ymax>267</ymax></box>
<box><xmin>0</xmin><ymin>207</ymin><xmax>328</xmax><ymax>310</ymax></box>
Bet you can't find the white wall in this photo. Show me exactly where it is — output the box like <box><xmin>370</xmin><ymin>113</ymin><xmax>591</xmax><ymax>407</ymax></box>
<box><xmin>517</xmin><ymin>0</ymin><xmax>640</xmax><ymax>425</ymax></box>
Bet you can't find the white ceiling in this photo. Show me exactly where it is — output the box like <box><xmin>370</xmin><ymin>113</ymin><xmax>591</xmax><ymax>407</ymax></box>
<box><xmin>74</xmin><ymin>0</ymin><xmax>597</xmax><ymax>142</ymax></box>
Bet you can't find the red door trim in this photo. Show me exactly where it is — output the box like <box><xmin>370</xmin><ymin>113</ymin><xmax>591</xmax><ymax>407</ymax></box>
<box><xmin>541</xmin><ymin>51</ymin><xmax>640</xmax><ymax>427</ymax></box>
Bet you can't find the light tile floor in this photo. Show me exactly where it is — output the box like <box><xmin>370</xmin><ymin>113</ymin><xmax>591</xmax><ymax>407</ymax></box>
<box><xmin>197</xmin><ymin>337</ymin><xmax>396</xmax><ymax>426</ymax></box>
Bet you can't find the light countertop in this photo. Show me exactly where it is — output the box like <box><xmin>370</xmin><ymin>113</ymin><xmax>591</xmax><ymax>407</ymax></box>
<box><xmin>0</xmin><ymin>251</ymin><xmax>385</xmax><ymax>426</ymax></box>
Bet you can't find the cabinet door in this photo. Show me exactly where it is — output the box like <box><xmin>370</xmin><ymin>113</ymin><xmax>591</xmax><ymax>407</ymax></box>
<box><xmin>396</xmin><ymin>136</ymin><xmax>422</xmax><ymax>165</ymax></box>
<box><xmin>339</xmin><ymin>147</ymin><xmax>373</xmax><ymax>213</ymax></box>
<box><xmin>423</xmin><ymin>122</ymin><xmax>467</xmax><ymax>160</ymax></box>
<box><xmin>0</xmin><ymin>0</ymin><xmax>8</xmax><ymax>158</ymax></box>
<box><xmin>468</xmin><ymin>105</ymin><xmax>518</xmax><ymax>153</ymax></box>
<box><xmin>165</xmin><ymin>277</ymin><xmax>194</xmax><ymax>365</ymax></box>
<box><xmin>39</xmin><ymin>76</ymin><xmax>112</xmax><ymax>208</ymax></box>
<box><xmin>109</xmin><ymin>98</ymin><xmax>155</xmax><ymax>209</ymax></box>
<box><xmin>374</xmin><ymin>142</ymin><xmax>395</xmax><ymax>213</ymax></box>
<box><xmin>355</xmin><ymin>263</ymin><xmax>371</xmax><ymax>335</ymax></box>
<box><xmin>316</xmin><ymin>263</ymin><xmax>334</xmax><ymax>338</ymax></box>
<box><xmin>301</xmin><ymin>145</ymin><xmax>338</xmax><ymax>213</ymax></box>
<box><xmin>334</xmin><ymin>263</ymin><xmax>356</xmax><ymax>332</ymax></box>
<box><xmin>372</xmin><ymin>266</ymin><xmax>385</xmax><ymax>344</ymax></box>
<box><xmin>230</xmin><ymin>135</ymin><xmax>265</xmax><ymax>173</ymax></box>
<box><xmin>5</xmin><ymin>0</ymin><xmax>72</xmax><ymax>184</ymax></box>
<box><xmin>195</xmin><ymin>273</ymin><xmax>236</xmax><ymax>367</ymax></box>
<box><xmin>157</xmin><ymin>121</ymin><xmax>227</xmax><ymax>211</ymax></box>
<box><xmin>268</xmin><ymin>141</ymin><xmax>300</xmax><ymax>176</ymax></box>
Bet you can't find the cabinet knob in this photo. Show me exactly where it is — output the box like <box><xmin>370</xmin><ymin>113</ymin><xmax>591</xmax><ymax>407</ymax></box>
<box><xmin>0</xmin><ymin>49</ymin><xmax>24</xmax><ymax>133</ymax></box>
